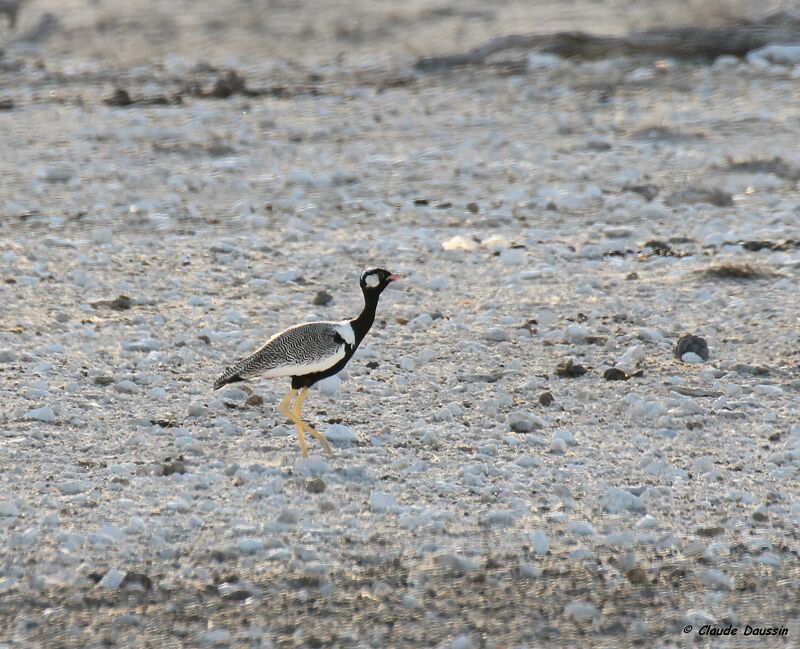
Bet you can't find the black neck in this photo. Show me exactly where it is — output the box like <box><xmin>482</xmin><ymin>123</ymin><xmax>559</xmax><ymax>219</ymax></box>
<box><xmin>350</xmin><ymin>288</ymin><xmax>381</xmax><ymax>346</ymax></box>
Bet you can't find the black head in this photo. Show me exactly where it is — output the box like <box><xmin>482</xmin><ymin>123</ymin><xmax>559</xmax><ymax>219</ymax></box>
<box><xmin>359</xmin><ymin>267</ymin><xmax>400</xmax><ymax>294</ymax></box>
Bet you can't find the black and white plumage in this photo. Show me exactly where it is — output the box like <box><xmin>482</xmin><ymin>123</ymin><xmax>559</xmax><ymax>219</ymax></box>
<box><xmin>213</xmin><ymin>320</ymin><xmax>356</xmax><ymax>390</ymax></box>
<box><xmin>213</xmin><ymin>268</ymin><xmax>400</xmax><ymax>456</ymax></box>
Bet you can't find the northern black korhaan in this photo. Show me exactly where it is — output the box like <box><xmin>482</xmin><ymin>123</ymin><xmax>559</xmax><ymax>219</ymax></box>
<box><xmin>214</xmin><ymin>268</ymin><xmax>400</xmax><ymax>456</ymax></box>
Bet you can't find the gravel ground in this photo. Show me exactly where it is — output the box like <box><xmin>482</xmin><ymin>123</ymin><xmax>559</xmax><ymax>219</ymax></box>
<box><xmin>2</xmin><ymin>1</ymin><xmax>800</xmax><ymax>648</ymax></box>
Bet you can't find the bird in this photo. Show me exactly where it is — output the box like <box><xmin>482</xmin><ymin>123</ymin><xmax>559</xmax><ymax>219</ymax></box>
<box><xmin>213</xmin><ymin>267</ymin><xmax>400</xmax><ymax>457</ymax></box>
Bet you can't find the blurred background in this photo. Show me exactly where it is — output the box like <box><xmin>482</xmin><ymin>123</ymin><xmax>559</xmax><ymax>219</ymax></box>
<box><xmin>1</xmin><ymin>0</ymin><xmax>796</xmax><ymax>68</ymax></box>
<box><xmin>1</xmin><ymin>0</ymin><xmax>799</xmax><ymax>236</ymax></box>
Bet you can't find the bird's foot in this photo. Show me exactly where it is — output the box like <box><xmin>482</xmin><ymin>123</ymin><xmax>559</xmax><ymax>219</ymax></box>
<box><xmin>301</xmin><ymin>421</ymin><xmax>334</xmax><ymax>457</ymax></box>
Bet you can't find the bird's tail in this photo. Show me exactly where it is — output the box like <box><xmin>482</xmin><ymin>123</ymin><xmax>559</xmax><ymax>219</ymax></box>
<box><xmin>213</xmin><ymin>369</ymin><xmax>244</xmax><ymax>390</ymax></box>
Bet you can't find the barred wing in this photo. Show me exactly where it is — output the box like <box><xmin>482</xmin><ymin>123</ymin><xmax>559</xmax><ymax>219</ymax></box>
<box><xmin>213</xmin><ymin>321</ymin><xmax>351</xmax><ymax>389</ymax></box>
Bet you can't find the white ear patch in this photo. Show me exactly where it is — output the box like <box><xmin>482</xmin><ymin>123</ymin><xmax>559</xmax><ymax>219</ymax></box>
<box><xmin>365</xmin><ymin>273</ymin><xmax>381</xmax><ymax>288</ymax></box>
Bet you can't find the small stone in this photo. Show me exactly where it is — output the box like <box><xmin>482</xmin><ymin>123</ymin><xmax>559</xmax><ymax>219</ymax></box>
<box><xmin>295</xmin><ymin>457</ymin><xmax>330</xmax><ymax>476</ymax></box>
<box><xmin>105</xmin><ymin>88</ymin><xmax>133</xmax><ymax>106</ymax></box>
<box><xmin>39</xmin><ymin>164</ymin><xmax>74</xmax><ymax>183</ymax></box>
<box><xmin>0</xmin><ymin>502</ymin><xmax>19</xmax><ymax>517</ymax></box>
<box><xmin>564</xmin><ymin>324</ymin><xmax>588</xmax><ymax>343</ymax></box>
<box><xmin>315</xmin><ymin>375</ymin><xmax>341</xmax><ymax>396</ymax></box>
<box><xmin>530</xmin><ymin>530</ymin><xmax>549</xmax><ymax>555</ymax></box>
<box><xmin>624</xmin><ymin>184</ymin><xmax>660</xmax><ymax>201</ymax></box>
<box><xmin>166</xmin><ymin>498</ymin><xmax>190</xmax><ymax>512</ymax></box>
<box><xmin>245</xmin><ymin>394</ymin><xmax>263</xmax><ymax>407</ymax></box>
<box><xmin>555</xmin><ymin>359</ymin><xmax>587</xmax><ymax>378</ymax></box>
<box><xmin>674</xmin><ymin>334</ymin><xmax>709</xmax><ymax>361</ymax></box>
<box><xmin>318</xmin><ymin>497</ymin><xmax>336</xmax><ymax>513</ymax></box>
<box><xmin>553</xmin><ymin>430</ymin><xmax>576</xmax><ymax>445</ymax></box>
<box><xmin>507</xmin><ymin>411</ymin><xmax>541</xmax><ymax>433</ymax></box>
<box><xmin>681</xmin><ymin>352</ymin><xmax>704</xmax><ymax>364</ymax></box>
<box><xmin>420</xmin><ymin>430</ymin><xmax>440</xmax><ymax>447</ymax></box>
<box><xmin>114</xmin><ymin>380</ymin><xmax>139</xmax><ymax>394</ymax></box>
<box><xmin>369</xmin><ymin>492</ymin><xmax>399</xmax><ymax>513</ymax></box>
<box><xmin>98</xmin><ymin>569</ymin><xmax>126</xmax><ymax>589</ymax></box>
<box><xmin>26</xmin><ymin>406</ymin><xmax>55</xmax><ymax>423</ymax></box>
<box><xmin>312</xmin><ymin>290</ymin><xmax>333</xmax><ymax>306</ymax></box>
<box><xmin>757</xmin><ymin>553</ymin><xmax>781</xmax><ymax>566</ymax></box>
<box><xmin>399</xmin><ymin>356</ymin><xmax>415</xmax><ymax>371</ymax></box>
<box><xmin>442</xmin><ymin>235</ymin><xmax>478</xmax><ymax>251</ymax></box>
<box><xmin>538</xmin><ymin>391</ymin><xmax>554</xmax><ymax>406</ymax></box>
<box><xmin>519</xmin><ymin>563</ymin><xmax>543</xmax><ymax>579</ymax></box>
<box><xmin>684</xmin><ymin>540</ymin><xmax>707</xmax><ymax>557</ymax></box>
<box><xmin>217</xmin><ymin>582</ymin><xmax>251</xmax><ymax>600</ymax></box>
<box><xmin>0</xmin><ymin>350</ymin><xmax>17</xmax><ymax>363</ymax></box>
<box><xmin>432</xmin><ymin>552</ymin><xmax>476</xmax><ymax>573</ymax></box>
<box><xmin>237</xmin><ymin>538</ymin><xmax>264</xmax><ymax>554</ymax></box>
<box><xmin>499</xmin><ymin>248</ymin><xmax>526</xmax><ymax>266</ymax></box>
<box><xmin>699</xmin><ymin>568</ymin><xmax>732</xmax><ymax>590</ymax></box>
<box><xmin>149</xmin><ymin>387</ymin><xmax>168</xmax><ymax>399</ymax></box>
<box><xmin>485</xmin><ymin>327</ymin><xmax>510</xmax><ymax>342</ymax></box>
<box><xmin>277</xmin><ymin>508</ymin><xmax>299</xmax><ymax>524</ymax></box>
<box><xmin>452</xmin><ymin>635</ymin><xmax>475</xmax><ymax>649</ymax></box>
<box><xmin>635</xmin><ymin>515</ymin><xmax>657</xmax><ymax>529</ymax></box>
<box><xmin>401</xmin><ymin>594</ymin><xmax>419</xmax><ymax>607</ymax></box>
<box><xmin>665</xmin><ymin>187</ymin><xmax>733</xmax><ymax>207</ymax></box>
<box><xmin>695</xmin><ymin>526</ymin><xmax>725</xmax><ymax>538</ymax></box>
<box><xmin>481</xmin><ymin>234</ymin><xmax>512</xmax><ymax>251</ymax></box>
<box><xmin>568</xmin><ymin>520</ymin><xmax>595</xmax><ymax>536</ymax></box>
<box><xmin>751</xmin><ymin>505</ymin><xmax>769</xmax><ymax>522</ymax></box>
<box><xmin>58</xmin><ymin>480</ymin><xmax>89</xmax><ymax>495</ymax></box>
<box><xmin>685</xmin><ymin>609</ymin><xmax>716</xmax><ymax>626</ymax></box>
<box><xmin>188</xmin><ymin>403</ymin><xmax>210</xmax><ymax>417</ymax></box>
<box><xmin>516</xmin><ymin>454</ymin><xmax>540</xmax><ymax>468</ymax></box>
<box><xmin>408</xmin><ymin>313</ymin><xmax>434</xmax><ymax>330</ymax></box>
<box><xmin>275</xmin><ymin>269</ymin><xmax>303</xmax><ymax>283</ymax></box>
<box><xmin>121</xmin><ymin>571</ymin><xmax>152</xmax><ymax>590</ymax></box>
<box><xmin>222</xmin><ymin>387</ymin><xmax>247</xmax><ymax>401</ymax></box>
<box><xmin>160</xmin><ymin>459</ymin><xmax>186</xmax><ymax>476</ymax></box>
<box><xmin>93</xmin><ymin>376</ymin><xmax>115</xmax><ymax>386</ymax></box>
<box><xmin>466</xmin><ymin>202</ymin><xmax>479</xmax><ymax>214</ymax></box>
<box><xmin>481</xmin><ymin>509</ymin><xmax>515</xmax><ymax>526</ymax></box>
<box><xmin>122</xmin><ymin>338</ymin><xmax>159</xmax><ymax>352</ymax></box>
<box><xmin>626</xmin><ymin>567</ymin><xmax>648</xmax><ymax>584</ymax></box>
<box><xmin>749</xmin><ymin>44</ymin><xmax>800</xmax><ymax>64</ymax></box>
<box><xmin>603</xmin><ymin>532</ymin><xmax>635</xmax><ymax>548</ymax></box>
<box><xmin>324</xmin><ymin>423</ymin><xmax>357</xmax><ymax>445</ymax></box>
<box><xmin>565</xmin><ymin>601</ymin><xmax>599</xmax><ymax>620</ymax></box>
<box><xmin>600</xmin><ymin>487</ymin><xmax>646</xmax><ymax>514</ymax></box>
<box><xmin>603</xmin><ymin>367</ymin><xmax>628</xmax><ymax>381</ymax></box>
<box><xmin>305</xmin><ymin>477</ymin><xmax>326</xmax><ymax>493</ymax></box>
<box><xmin>200</xmin><ymin>629</ymin><xmax>232</xmax><ymax>646</ymax></box>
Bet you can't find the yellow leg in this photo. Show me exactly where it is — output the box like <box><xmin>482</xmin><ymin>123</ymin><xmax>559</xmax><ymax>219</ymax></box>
<box><xmin>295</xmin><ymin>423</ymin><xmax>309</xmax><ymax>457</ymax></box>
<box><xmin>292</xmin><ymin>387</ymin><xmax>334</xmax><ymax>457</ymax></box>
<box><xmin>277</xmin><ymin>387</ymin><xmax>296</xmax><ymax>421</ymax></box>
<box><xmin>276</xmin><ymin>388</ymin><xmax>308</xmax><ymax>457</ymax></box>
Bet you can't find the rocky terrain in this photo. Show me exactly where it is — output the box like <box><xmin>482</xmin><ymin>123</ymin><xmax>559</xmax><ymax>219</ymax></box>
<box><xmin>1</xmin><ymin>1</ymin><xmax>800</xmax><ymax>647</ymax></box>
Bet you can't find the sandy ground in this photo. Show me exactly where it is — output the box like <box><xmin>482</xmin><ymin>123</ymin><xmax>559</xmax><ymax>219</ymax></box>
<box><xmin>1</xmin><ymin>1</ymin><xmax>800</xmax><ymax>648</ymax></box>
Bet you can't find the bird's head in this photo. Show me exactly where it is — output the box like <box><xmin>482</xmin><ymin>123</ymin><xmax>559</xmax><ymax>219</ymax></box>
<box><xmin>360</xmin><ymin>267</ymin><xmax>400</xmax><ymax>294</ymax></box>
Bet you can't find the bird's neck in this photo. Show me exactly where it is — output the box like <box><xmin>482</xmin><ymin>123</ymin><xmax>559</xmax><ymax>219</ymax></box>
<box><xmin>350</xmin><ymin>289</ymin><xmax>381</xmax><ymax>346</ymax></box>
